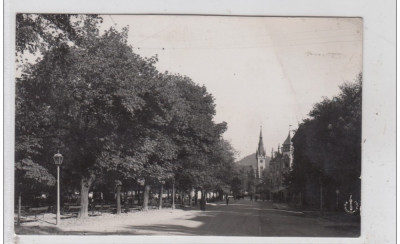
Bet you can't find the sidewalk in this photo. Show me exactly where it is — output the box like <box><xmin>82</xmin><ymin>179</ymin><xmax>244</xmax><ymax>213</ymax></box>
<box><xmin>15</xmin><ymin>207</ymin><xmax>199</xmax><ymax>235</ymax></box>
<box><xmin>272</xmin><ymin>202</ymin><xmax>360</xmax><ymax>224</ymax></box>
<box><xmin>15</xmin><ymin>202</ymin><xmax>223</xmax><ymax>235</ymax></box>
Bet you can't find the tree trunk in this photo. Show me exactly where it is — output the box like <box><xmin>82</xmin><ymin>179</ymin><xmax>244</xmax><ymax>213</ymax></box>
<box><xmin>181</xmin><ymin>191</ymin><xmax>184</xmax><ymax>206</ymax></box>
<box><xmin>219</xmin><ymin>190</ymin><xmax>223</xmax><ymax>200</ymax></box>
<box><xmin>135</xmin><ymin>189</ymin><xmax>139</xmax><ymax>205</ymax></box>
<box><xmin>200</xmin><ymin>189</ymin><xmax>206</xmax><ymax>211</ymax></box>
<box><xmin>159</xmin><ymin>184</ymin><xmax>163</xmax><ymax>210</ymax></box>
<box><xmin>188</xmin><ymin>188</ymin><xmax>193</xmax><ymax>207</ymax></box>
<box><xmin>142</xmin><ymin>184</ymin><xmax>151</xmax><ymax>211</ymax></box>
<box><xmin>116</xmin><ymin>185</ymin><xmax>122</xmax><ymax>215</ymax></box>
<box><xmin>172</xmin><ymin>181</ymin><xmax>175</xmax><ymax>209</ymax></box>
<box><xmin>194</xmin><ymin>189</ymin><xmax>198</xmax><ymax>205</ymax></box>
<box><xmin>78</xmin><ymin>174</ymin><xmax>95</xmax><ymax>219</ymax></box>
<box><xmin>17</xmin><ymin>192</ymin><xmax>21</xmax><ymax>226</ymax></box>
<box><xmin>320</xmin><ymin>182</ymin><xmax>323</xmax><ymax>214</ymax></box>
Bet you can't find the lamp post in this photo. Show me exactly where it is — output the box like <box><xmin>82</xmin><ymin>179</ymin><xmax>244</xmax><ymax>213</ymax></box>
<box><xmin>53</xmin><ymin>151</ymin><xmax>63</xmax><ymax>225</ymax></box>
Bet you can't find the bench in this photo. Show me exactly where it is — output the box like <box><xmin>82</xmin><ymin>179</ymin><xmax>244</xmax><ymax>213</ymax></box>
<box><xmin>101</xmin><ymin>204</ymin><xmax>112</xmax><ymax>213</ymax></box>
<box><xmin>145</xmin><ymin>203</ymin><xmax>163</xmax><ymax>210</ymax></box>
<box><xmin>91</xmin><ymin>204</ymin><xmax>112</xmax><ymax>215</ymax></box>
<box><xmin>123</xmin><ymin>204</ymin><xmax>141</xmax><ymax>212</ymax></box>
<box><xmin>27</xmin><ymin>206</ymin><xmax>49</xmax><ymax>220</ymax></box>
<box><xmin>64</xmin><ymin>205</ymin><xmax>81</xmax><ymax>215</ymax></box>
<box><xmin>64</xmin><ymin>202</ymin><xmax>78</xmax><ymax>206</ymax></box>
<box><xmin>91</xmin><ymin>205</ymin><xmax>101</xmax><ymax>215</ymax></box>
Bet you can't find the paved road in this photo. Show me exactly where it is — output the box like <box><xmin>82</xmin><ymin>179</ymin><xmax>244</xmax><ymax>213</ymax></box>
<box><xmin>131</xmin><ymin>199</ymin><xmax>359</xmax><ymax>237</ymax></box>
<box><xmin>178</xmin><ymin>199</ymin><xmax>360</xmax><ymax>237</ymax></box>
<box><xmin>16</xmin><ymin>199</ymin><xmax>359</xmax><ymax>236</ymax></box>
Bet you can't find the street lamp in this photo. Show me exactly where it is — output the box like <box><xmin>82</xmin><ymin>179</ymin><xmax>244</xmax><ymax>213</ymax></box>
<box><xmin>53</xmin><ymin>151</ymin><xmax>63</xmax><ymax>225</ymax></box>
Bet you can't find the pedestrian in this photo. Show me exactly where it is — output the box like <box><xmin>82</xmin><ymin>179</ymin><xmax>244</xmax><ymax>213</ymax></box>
<box><xmin>226</xmin><ymin>195</ymin><xmax>229</xmax><ymax>205</ymax></box>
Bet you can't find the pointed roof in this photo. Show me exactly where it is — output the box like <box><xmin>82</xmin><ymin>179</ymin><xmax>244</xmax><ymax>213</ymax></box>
<box><xmin>283</xmin><ymin>131</ymin><xmax>291</xmax><ymax>145</ymax></box>
<box><xmin>256</xmin><ymin>128</ymin><xmax>266</xmax><ymax>157</ymax></box>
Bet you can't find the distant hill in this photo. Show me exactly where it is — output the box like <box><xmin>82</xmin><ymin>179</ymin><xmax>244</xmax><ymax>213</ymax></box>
<box><xmin>236</xmin><ymin>153</ymin><xmax>271</xmax><ymax>169</ymax></box>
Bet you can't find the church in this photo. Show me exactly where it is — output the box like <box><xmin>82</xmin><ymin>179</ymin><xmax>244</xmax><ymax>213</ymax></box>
<box><xmin>268</xmin><ymin>131</ymin><xmax>293</xmax><ymax>201</ymax></box>
<box><xmin>255</xmin><ymin>129</ymin><xmax>267</xmax><ymax>179</ymax></box>
<box><xmin>255</xmin><ymin>127</ymin><xmax>294</xmax><ymax>201</ymax></box>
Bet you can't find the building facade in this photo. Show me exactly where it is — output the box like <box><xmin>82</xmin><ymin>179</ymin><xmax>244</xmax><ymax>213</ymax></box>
<box><xmin>268</xmin><ymin>131</ymin><xmax>293</xmax><ymax>201</ymax></box>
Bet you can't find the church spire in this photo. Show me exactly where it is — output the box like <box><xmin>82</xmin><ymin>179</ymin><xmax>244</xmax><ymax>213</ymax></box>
<box><xmin>277</xmin><ymin>143</ymin><xmax>280</xmax><ymax>154</ymax></box>
<box><xmin>256</xmin><ymin>127</ymin><xmax>266</xmax><ymax>158</ymax></box>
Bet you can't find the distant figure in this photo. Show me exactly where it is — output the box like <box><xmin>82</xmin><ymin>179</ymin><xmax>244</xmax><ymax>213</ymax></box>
<box><xmin>226</xmin><ymin>195</ymin><xmax>229</xmax><ymax>205</ymax></box>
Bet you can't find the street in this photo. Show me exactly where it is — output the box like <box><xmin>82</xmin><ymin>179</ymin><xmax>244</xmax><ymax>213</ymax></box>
<box><xmin>184</xmin><ymin>200</ymin><xmax>360</xmax><ymax>237</ymax></box>
<box><xmin>15</xmin><ymin>199</ymin><xmax>359</xmax><ymax>236</ymax></box>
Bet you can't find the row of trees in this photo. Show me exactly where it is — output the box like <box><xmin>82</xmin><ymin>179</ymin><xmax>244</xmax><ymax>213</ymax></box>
<box><xmin>285</xmin><ymin>74</ymin><xmax>362</xmax><ymax>210</ymax></box>
<box><xmin>15</xmin><ymin>14</ymin><xmax>237</xmax><ymax>218</ymax></box>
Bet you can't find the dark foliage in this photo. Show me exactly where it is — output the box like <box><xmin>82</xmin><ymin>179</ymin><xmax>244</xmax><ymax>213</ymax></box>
<box><xmin>285</xmin><ymin>74</ymin><xmax>362</xmax><ymax>208</ymax></box>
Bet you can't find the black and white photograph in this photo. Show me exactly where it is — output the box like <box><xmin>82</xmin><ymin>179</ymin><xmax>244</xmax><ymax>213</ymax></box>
<box><xmin>13</xmin><ymin>14</ymin><xmax>362</xmax><ymax>237</ymax></box>
<box><xmin>4</xmin><ymin>1</ymin><xmax>396</xmax><ymax>243</ymax></box>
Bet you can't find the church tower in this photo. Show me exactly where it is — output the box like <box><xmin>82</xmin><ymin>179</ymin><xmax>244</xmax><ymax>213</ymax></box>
<box><xmin>255</xmin><ymin>127</ymin><xmax>266</xmax><ymax>179</ymax></box>
<box><xmin>282</xmin><ymin>130</ymin><xmax>293</xmax><ymax>168</ymax></box>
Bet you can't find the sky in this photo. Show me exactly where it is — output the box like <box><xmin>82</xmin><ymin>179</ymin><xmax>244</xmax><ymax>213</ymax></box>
<box><xmin>99</xmin><ymin>15</ymin><xmax>362</xmax><ymax>160</ymax></box>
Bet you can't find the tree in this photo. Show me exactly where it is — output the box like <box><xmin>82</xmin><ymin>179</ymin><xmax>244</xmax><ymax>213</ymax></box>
<box><xmin>247</xmin><ymin>167</ymin><xmax>256</xmax><ymax>199</ymax></box>
<box><xmin>16</xmin><ymin>14</ymin><xmax>103</xmax><ymax>64</ymax></box>
<box><xmin>16</xmin><ymin>14</ymin><xmax>239</xmax><ymax>218</ymax></box>
<box><xmin>207</xmin><ymin>139</ymin><xmax>237</xmax><ymax>198</ymax></box>
<box><xmin>15</xmin><ymin>26</ymin><xmax>162</xmax><ymax>218</ymax></box>
<box><xmin>286</xmin><ymin>74</ymin><xmax>362</xmax><ymax>209</ymax></box>
<box><xmin>150</xmin><ymin>74</ymin><xmax>231</xmax><ymax>208</ymax></box>
<box><xmin>230</xmin><ymin>177</ymin><xmax>242</xmax><ymax>197</ymax></box>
